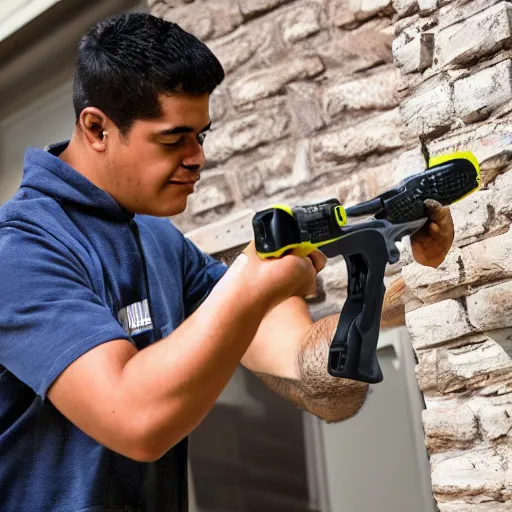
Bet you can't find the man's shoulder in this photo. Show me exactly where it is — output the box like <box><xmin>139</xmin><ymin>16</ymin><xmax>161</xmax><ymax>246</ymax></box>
<box><xmin>0</xmin><ymin>188</ymin><xmax>64</xmax><ymax>226</ymax></box>
<box><xmin>0</xmin><ymin>190</ymin><xmax>78</xmax><ymax>257</ymax></box>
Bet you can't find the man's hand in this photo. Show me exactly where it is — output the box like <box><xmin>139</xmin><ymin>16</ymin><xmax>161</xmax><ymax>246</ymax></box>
<box><xmin>410</xmin><ymin>199</ymin><xmax>454</xmax><ymax>268</ymax></box>
<box><xmin>242</xmin><ymin>241</ymin><xmax>326</xmax><ymax>306</ymax></box>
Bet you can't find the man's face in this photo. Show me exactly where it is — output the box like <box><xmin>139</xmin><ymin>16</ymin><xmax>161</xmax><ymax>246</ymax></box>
<box><xmin>106</xmin><ymin>93</ymin><xmax>210</xmax><ymax>217</ymax></box>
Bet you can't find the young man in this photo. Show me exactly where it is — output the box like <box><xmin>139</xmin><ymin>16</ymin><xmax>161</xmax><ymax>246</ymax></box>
<box><xmin>0</xmin><ymin>12</ymin><xmax>454</xmax><ymax>511</ymax></box>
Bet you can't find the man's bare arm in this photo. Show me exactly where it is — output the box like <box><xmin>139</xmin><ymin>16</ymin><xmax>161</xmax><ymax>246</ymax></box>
<box><xmin>48</xmin><ymin>248</ymin><xmax>318</xmax><ymax>462</ymax></box>
<box><xmin>380</xmin><ymin>276</ymin><xmax>406</xmax><ymax>328</ymax></box>
<box><xmin>255</xmin><ymin>314</ymin><xmax>368</xmax><ymax>423</ymax></box>
<box><xmin>248</xmin><ymin>276</ymin><xmax>407</xmax><ymax>423</ymax></box>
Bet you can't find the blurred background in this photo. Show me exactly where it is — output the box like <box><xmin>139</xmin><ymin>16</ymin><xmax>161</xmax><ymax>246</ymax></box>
<box><xmin>0</xmin><ymin>1</ymin><xmax>437</xmax><ymax>511</ymax></box>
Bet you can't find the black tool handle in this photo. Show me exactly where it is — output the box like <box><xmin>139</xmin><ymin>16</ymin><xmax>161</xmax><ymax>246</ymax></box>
<box><xmin>325</xmin><ymin>230</ymin><xmax>387</xmax><ymax>383</ymax></box>
<box><xmin>322</xmin><ymin>218</ymin><xmax>425</xmax><ymax>383</ymax></box>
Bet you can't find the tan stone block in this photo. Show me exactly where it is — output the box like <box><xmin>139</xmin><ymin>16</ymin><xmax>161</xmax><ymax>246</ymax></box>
<box><xmin>209</xmin><ymin>86</ymin><xmax>229</xmax><ymax>123</ymax></box>
<box><xmin>467</xmin><ymin>281</ymin><xmax>512</xmax><ymax>331</ymax></box>
<box><xmin>402</xmin><ymin>228</ymin><xmax>512</xmax><ymax>302</ymax></box>
<box><xmin>236</xmin><ymin>167</ymin><xmax>263</xmax><ymax>199</ymax></box>
<box><xmin>415</xmin><ymin>349</ymin><xmax>438</xmax><ymax>391</ymax></box>
<box><xmin>431</xmin><ymin>448</ymin><xmax>506</xmax><ymax>498</ymax></box>
<box><xmin>492</xmin><ymin>170</ymin><xmax>512</xmax><ymax>219</ymax></box>
<box><xmin>438</xmin><ymin>503</ymin><xmax>512</xmax><ymax>512</ymax></box>
<box><xmin>437</xmin><ymin>0</ymin><xmax>503</xmax><ymax>32</ymax></box>
<box><xmin>287</xmin><ymin>82</ymin><xmax>325</xmax><ymax>136</ymax></box>
<box><xmin>341</xmin><ymin>175</ymin><xmax>371</xmax><ymax>207</ymax></box>
<box><xmin>438</xmin><ymin>340</ymin><xmax>512</xmax><ymax>393</ymax></box>
<box><xmin>317</xmin><ymin>18</ymin><xmax>394</xmax><ymax>72</ymax></box>
<box><xmin>423</xmin><ymin>403</ymin><xmax>478</xmax><ymax>451</ymax></box>
<box><xmin>203</xmin><ymin>103</ymin><xmax>292</xmax><ymax>164</ymax></box>
<box><xmin>406</xmin><ymin>299</ymin><xmax>473</xmax><ymax>349</ymax></box>
<box><xmin>435</xmin><ymin>2</ymin><xmax>512</xmax><ymax>69</ymax></box>
<box><xmin>330</xmin><ymin>0</ymin><xmax>358</xmax><ymax>28</ymax></box>
<box><xmin>322</xmin><ymin>67</ymin><xmax>399</xmax><ymax>117</ymax></box>
<box><xmin>238</xmin><ymin>0</ymin><xmax>292</xmax><ymax>19</ymax></box>
<box><xmin>392</xmin><ymin>0</ymin><xmax>418</xmax><ymax>18</ymax></box>
<box><xmin>362</xmin><ymin>155</ymin><xmax>427</xmax><ymax>206</ymax></box>
<box><xmin>461</xmin><ymin>229</ymin><xmax>512</xmax><ymax>283</ymax></box>
<box><xmin>393</xmin><ymin>33</ymin><xmax>434</xmax><ymax>74</ymax></box>
<box><xmin>230</xmin><ymin>56</ymin><xmax>324</xmax><ymax>107</ymax></box>
<box><xmin>402</xmin><ymin>252</ymin><xmax>462</xmax><ymax>302</ymax></box>
<box><xmin>354</xmin><ymin>0</ymin><xmax>393</xmax><ymax>18</ymax></box>
<box><xmin>450</xmin><ymin>190</ymin><xmax>493</xmax><ymax>245</ymax></box>
<box><xmin>163</xmin><ymin>0</ymin><xmax>243</xmax><ymax>41</ymax></box>
<box><xmin>208</xmin><ymin>23</ymin><xmax>277</xmax><ymax>74</ymax></box>
<box><xmin>279</xmin><ymin>1</ymin><xmax>326</xmax><ymax>43</ymax></box>
<box><xmin>150</xmin><ymin>3</ymin><xmax>169</xmax><ymax>18</ymax></box>
<box><xmin>454</xmin><ymin>60</ymin><xmax>512</xmax><ymax>124</ymax></box>
<box><xmin>188</xmin><ymin>171</ymin><xmax>235</xmax><ymax>216</ymax></box>
<box><xmin>418</xmin><ymin>0</ymin><xmax>437</xmax><ymax>15</ymax></box>
<box><xmin>399</xmin><ymin>78</ymin><xmax>453</xmax><ymax>137</ymax></box>
<box><xmin>310</xmin><ymin>109</ymin><xmax>403</xmax><ymax>164</ymax></box>
<box><xmin>362</xmin><ymin>161</ymin><xmax>396</xmax><ymax>200</ymax></box>
<box><xmin>235</xmin><ymin>143</ymin><xmax>299</xmax><ymax>198</ymax></box>
<box><xmin>478</xmin><ymin>404</ymin><xmax>512</xmax><ymax>440</ymax></box>
<box><xmin>329</xmin><ymin>0</ymin><xmax>393</xmax><ymax>26</ymax></box>
<box><xmin>392</xmin><ymin>145</ymin><xmax>427</xmax><ymax>181</ymax></box>
<box><xmin>479</xmin><ymin>380</ymin><xmax>512</xmax><ymax>397</ymax></box>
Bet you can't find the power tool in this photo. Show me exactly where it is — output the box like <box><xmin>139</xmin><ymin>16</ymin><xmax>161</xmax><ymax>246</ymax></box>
<box><xmin>252</xmin><ymin>151</ymin><xmax>480</xmax><ymax>384</ymax></box>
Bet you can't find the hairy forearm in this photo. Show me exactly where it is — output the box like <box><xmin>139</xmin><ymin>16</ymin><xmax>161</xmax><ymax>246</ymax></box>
<box><xmin>380</xmin><ymin>276</ymin><xmax>406</xmax><ymax>328</ymax></box>
<box><xmin>256</xmin><ymin>275</ymin><xmax>407</xmax><ymax>422</ymax></box>
<box><xmin>257</xmin><ymin>314</ymin><xmax>369</xmax><ymax>423</ymax></box>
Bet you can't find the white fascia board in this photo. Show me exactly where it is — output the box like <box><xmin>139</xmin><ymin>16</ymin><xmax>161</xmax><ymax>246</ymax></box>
<box><xmin>0</xmin><ymin>0</ymin><xmax>63</xmax><ymax>43</ymax></box>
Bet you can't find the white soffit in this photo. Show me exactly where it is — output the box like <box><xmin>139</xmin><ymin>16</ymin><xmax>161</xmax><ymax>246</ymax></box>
<box><xmin>0</xmin><ymin>0</ymin><xmax>63</xmax><ymax>42</ymax></box>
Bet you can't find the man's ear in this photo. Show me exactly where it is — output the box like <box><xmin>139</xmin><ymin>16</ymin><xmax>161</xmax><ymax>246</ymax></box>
<box><xmin>78</xmin><ymin>107</ymin><xmax>110</xmax><ymax>152</ymax></box>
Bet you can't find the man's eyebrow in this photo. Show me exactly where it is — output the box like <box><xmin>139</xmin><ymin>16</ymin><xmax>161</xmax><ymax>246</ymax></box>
<box><xmin>157</xmin><ymin>121</ymin><xmax>211</xmax><ymax>136</ymax></box>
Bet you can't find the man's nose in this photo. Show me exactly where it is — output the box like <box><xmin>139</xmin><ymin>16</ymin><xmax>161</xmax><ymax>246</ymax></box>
<box><xmin>182</xmin><ymin>163</ymin><xmax>201</xmax><ymax>174</ymax></box>
<box><xmin>181</xmin><ymin>140</ymin><xmax>205</xmax><ymax>171</ymax></box>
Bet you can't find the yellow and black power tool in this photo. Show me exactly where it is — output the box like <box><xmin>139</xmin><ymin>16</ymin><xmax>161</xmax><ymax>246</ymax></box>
<box><xmin>252</xmin><ymin>152</ymin><xmax>480</xmax><ymax>384</ymax></box>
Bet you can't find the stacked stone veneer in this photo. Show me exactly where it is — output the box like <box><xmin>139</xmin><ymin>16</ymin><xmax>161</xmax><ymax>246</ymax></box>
<box><xmin>393</xmin><ymin>1</ymin><xmax>512</xmax><ymax>510</ymax></box>
<box><xmin>150</xmin><ymin>0</ymin><xmax>512</xmax><ymax>509</ymax></box>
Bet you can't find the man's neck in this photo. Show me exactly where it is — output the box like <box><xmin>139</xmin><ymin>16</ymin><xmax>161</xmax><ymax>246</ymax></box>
<box><xmin>59</xmin><ymin>135</ymin><xmax>109</xmax><ymax>193</ymax></box>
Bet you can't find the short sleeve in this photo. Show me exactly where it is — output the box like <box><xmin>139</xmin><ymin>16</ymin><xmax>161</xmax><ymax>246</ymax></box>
<box><xmin>182</xmin><ymin>236</ymin><xmax>228</xmax><ymax>316</ymax></box>
<box><xmin>0</xmin><ymin>223</ymin><xmax>132</xmax><ymax>399</ymax></box>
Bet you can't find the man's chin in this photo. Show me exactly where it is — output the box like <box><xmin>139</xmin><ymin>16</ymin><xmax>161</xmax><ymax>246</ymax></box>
<box><xmin>153</xmin><ymin>199</ymin><xmax>188</xmax><ymax>218</ymax></box>
<box><xmin>123</xmin><ymin>191</ymin><xmax>190</xmax><ymax>217</ymax></box>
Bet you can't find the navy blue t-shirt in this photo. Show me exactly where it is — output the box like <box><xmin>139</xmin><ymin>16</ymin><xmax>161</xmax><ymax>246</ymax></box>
<box><xmin>0</xmin><ymin>143</ymin><xmax>227</xmax><ymax>511</ymax></box>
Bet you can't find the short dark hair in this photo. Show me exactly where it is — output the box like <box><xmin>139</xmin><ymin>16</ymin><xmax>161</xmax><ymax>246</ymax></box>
<box><xmin>73</xmin><ymin>13</ymin><xmax>224</xmax><ymax>134</ymax></box>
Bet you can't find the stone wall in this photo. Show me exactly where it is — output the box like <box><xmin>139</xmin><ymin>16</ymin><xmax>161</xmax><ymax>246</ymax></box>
<box><xmin>394</xmin><ymin>1</ymin><xmax>512</xmax><ymax>510</ymax></box>
<box><xmin>150</xmin><ymin>0</ymin><xmax>512</xmax><ymax>510</ymax></box>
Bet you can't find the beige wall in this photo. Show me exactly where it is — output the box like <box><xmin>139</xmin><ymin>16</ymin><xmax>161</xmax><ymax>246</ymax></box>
<box><xmin>0</xmin><ymin>78</ymin><xmax>75</xmax><ymax>202</ymax></box>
